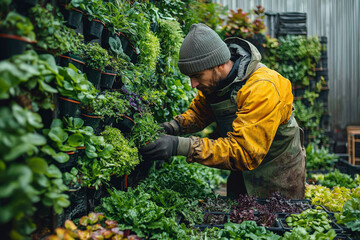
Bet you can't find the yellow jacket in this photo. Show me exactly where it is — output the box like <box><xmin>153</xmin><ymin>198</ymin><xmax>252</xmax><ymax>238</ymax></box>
<box><xmin>175</xmin><ymin>58</ymin><xmax>293</xmax><ymax>172</ymax></box>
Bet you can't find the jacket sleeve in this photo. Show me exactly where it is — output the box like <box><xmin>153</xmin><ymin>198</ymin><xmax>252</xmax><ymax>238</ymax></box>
<box><xmin>173</xmin><ymin>90</ymin><xmax>216</xmax><ymax>135</ymax></box>
<box><xmin>186</xmin><ymin>78</ymin><xmax>293</xmax><ymax>171</ymax></box>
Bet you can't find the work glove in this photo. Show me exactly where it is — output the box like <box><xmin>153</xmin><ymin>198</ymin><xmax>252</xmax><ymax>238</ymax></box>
<box><xmin>160</xmin><ymin>119</ymin><xmax>180</xmax><ymax>135</ymax></box>
<box><xmin>139</xmin><ymin>135</ymin><xmax>190</xmax><ymax>161</ymax></box>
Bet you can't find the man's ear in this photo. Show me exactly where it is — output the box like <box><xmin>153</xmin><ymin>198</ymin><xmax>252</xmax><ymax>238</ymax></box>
<box><xmin>217</xmin><ymin>63</ymin><xmax>226</xmax><ymax>72</ymax></box>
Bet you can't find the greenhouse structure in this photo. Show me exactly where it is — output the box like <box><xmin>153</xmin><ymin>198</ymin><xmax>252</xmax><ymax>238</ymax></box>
<box><xmin>0</xmin><ymin>0</ymin><xmax>360</xmax><ymax>239</ymax></box>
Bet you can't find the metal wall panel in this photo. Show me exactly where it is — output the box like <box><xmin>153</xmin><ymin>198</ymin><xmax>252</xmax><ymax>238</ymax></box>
<box><xmin>213</xmin><ymin>0</ymin><xmax>360</xmax><ymax>130</ymax></box>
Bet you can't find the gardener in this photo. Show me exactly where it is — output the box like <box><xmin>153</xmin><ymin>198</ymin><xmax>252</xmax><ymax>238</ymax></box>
<box><xmin>140</xmin><ymin>23</ymin><xmax>306</xmax><ymax>199</ymax></box>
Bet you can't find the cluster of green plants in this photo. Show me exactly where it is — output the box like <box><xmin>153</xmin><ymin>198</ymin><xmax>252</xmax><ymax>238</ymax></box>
<box><xmin>305</xmin><ymin>184</ymin><xmax>360</xmax><ymax>212</ymax></box>
<box><xmin>335</xmin><ymin>196</ymin><xmax>360</xmax><ymax>233</ymax></box>
<box><xmin>305</xmin><ymin>143</ymin><xmax>338</xmax><ymax>170</ymax></box>
<box><xmin>0</xmin><ymin>10</ymin><xmax>36</xmax><ymax>41</ymax></box>
<box><xmin>311</xmin><ymin>170</ymin><xmax>360</xmax><ymax>189</ymax></box>
<box><xmin>285</xmin><ymin>209</ymin><xmax>333</xmax><ymax>233</ymax></box>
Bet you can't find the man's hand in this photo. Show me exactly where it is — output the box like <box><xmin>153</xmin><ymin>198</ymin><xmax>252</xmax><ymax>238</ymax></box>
<box><xmin>160</xmin><ymin>119</ymin><xmax>180</xmax><ymax>135</ymax></box>
<box><xmin>139</xmin><ymin>135</ymin><xmax>179</xmax><ymax>161</ymax></box>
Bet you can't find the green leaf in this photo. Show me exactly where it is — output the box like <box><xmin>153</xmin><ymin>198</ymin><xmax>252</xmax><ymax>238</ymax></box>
<box><xmin>48</xmin><ymin>126</ymin><xmax>68</xmax><ymax>143</ymax></box>
<box><xmin>67</xmin><ymin>133</ymin><xmax>84</xmax><ymax>147</ymax></box>
<box><xmin>27</xmin><ymin>157</ymin><xmax>48</xmax><ymax>174</ymax></box>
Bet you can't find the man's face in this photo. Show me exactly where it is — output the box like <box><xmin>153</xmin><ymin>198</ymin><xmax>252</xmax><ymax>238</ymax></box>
<box><xmin>188</xmin><ymin>68</ymin><xmax>222</xmax><ymax>95</ymax></box>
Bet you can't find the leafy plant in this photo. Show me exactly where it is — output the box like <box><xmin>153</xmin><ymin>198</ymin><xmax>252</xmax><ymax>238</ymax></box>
<box><xmin>282</xmin><ymin>226</ymin><xmax>336</xmax><ymax>240</ymax></box>
<box><xmin>0</xmin><ymin>11</ymin><xmax>36</xmax><ymax>41</ymax></box>
<box><xmin>55</xmin><ymin>63</ymin><xmax>97</xmax><ymax>102</ymax></box>
<box><xmin>335</xmin><ymin>196</ymin><xmax>360</xmax><ymax>232</ymax></box>
<box><xmin>285</xmin><ymin>209</ymin><xmax>332</xmax><ymax>233</ymax></box>
<box><xmin>0</xmin><ymin>103</ymin><xmax>69</xmax><ymax>239</ymax></box>
<box><xmin>29</xmin><ymin>4</ymin><xmax>81</xmax><ymax>55</ymax></box>
<box><xmin>0</xmin><ymin>50</ymin><xmax>59</xmax><ymax>111</ymax></box>
<box><xmin>139</xmin><ymin>30</ymin><xmax>160</xmax><ymax>72</ymax></box>
<box><xmin>101</xmin><ymin>126</ymin><xmax>140</xmax><ymax>177</ymax></box>
<box><xmin>216</xmin><ymin>221</ymin><xmax>281</xmax><ymax>240</ymax></box>
<box><xmin>312</xmin><ymin>169</ymin><xmax>359</xmax><ymax>189</ymax></box>
<box><xmin>129</xmin><ymin>112</ymin><xmax>164</xmax><ymax>147</ymax></box>
<box><xmin>83</xmin><ymin>42</ymin><xmax>111</xmax><ymax>71</ymax></box>
<box><xmin>305</xmin><ymin>143</ymin><xmax>338</xmax><ymax>170</ymax></box>
<box><xmin>69</xmin><ymin>0</ymin><xmax>109</xmax><ymax>25</ymax></box>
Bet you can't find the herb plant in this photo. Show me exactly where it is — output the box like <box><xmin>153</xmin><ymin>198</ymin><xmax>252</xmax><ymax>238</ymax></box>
<box><xmin>282</xmin><ymin>226</ymin><xmax>336</xmax><ymax>240</ymax></box>
<box><xmin>335</xmin><ymin>196</ymin><xmax>360</xmax><ymax>232</ymax></box>
<box><xmin>83</xmin><ymin>42</ymin><xmax>111</xmax><ymax>71</ymax></box>
<box><xmin>139</xmin><ymin>31</ymin><xmax>160</xmax><ymax>72</ymax></box>
<box><xmin>285</xmin><ymin>209</ymin><xmax>332</xmax><ymax>233</ymax></box>
<box><xmin>305</xmin><ymin>143</ymin><xmax>338</xmax><ymax>171</ymax></box>
<box><xmin>312</xmin><ymin>169</ymin><xmax>359</xmax><ymax>189</ymax></box>
<box><xmin>101</xmin><ymin>126</ymin><xmax>140</xmax><ymax>177</ymax></box>
<box><xmin>129</xmin><ymin>112</ymin><xmax>164</xmax><ymax>147</ymax></box>
<box><xmin>0</xmin><ymin>11</ymin><xmax>36</xmax><ymax>41</ymax></box>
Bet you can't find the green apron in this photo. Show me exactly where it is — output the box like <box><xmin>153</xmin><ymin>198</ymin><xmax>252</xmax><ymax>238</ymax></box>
<box><xmin>209</xmin><ymin>82</ymin><xmax>306</xmax><ymax>199</ymax></box>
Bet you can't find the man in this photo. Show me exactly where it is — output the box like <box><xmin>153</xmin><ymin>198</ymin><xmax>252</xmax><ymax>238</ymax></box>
<box><xmin>140</xmin><ymin>23</ymin><xmax>306</xmax><ymax>199</ymax></box>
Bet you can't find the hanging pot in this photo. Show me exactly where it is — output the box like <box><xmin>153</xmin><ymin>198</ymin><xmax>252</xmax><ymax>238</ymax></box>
<box><xmin>111</xmin><ymin>75</ymin><xmax>124</xmax><ymax>90</ymax></box>
<box><xmin>85</xmin><ymin>67</ymin><xmax>102</xmax><ymax>90</ymax></box>
<box><xmin>60</xmin><ymin>6</ymin><xmax>84</xmax><ymax>30</ymax></box>
<box><xmin>57</xmin><ymin>95</ymin><xmax>81</xmax><ymax>118</ymax></box>
<box><xmin>59</xmin><ymin>54</ymin><xmax>86</xmax><ymax>72</ymax></box>
<box><xmin>81</xmin><ymin>111</ymin><xmax>102</xmax><ymax>130</ymax></box>
<box><xmin>112</xmin><ymin>115</ymin><xmax>134</xmax><ymax>133</ymax></box>
<box><xmin>0</xmin><ymin>34</ymin><xmax>34</xmax><ymax>61</ymax></box>
<box><xmin>101</xmin><ymin>27</ymin><xmax>117</xmax><ymax>50</ymax></box>
<box><xmin>100</xmin><ymin>70</ymin><xmax>116</xmax><ymax>90</ymax></box>
<box><xmin>84</xmin><ymin>18</ymin><xmax>105</xmax><ymax>42</ymax></box>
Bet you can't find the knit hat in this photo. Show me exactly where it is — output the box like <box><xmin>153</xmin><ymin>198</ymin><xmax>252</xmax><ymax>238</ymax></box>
<box><xmin>178</xmin><ymin>23</ymin><xmax>231</xmax><ymax>75</ymax></box>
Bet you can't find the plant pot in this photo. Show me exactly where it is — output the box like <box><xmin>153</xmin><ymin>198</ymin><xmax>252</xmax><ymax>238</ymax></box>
<box><xmin>112</xmin><ymin>115</ymin><xmax>134</xmax><ymax>133</ymax></box>
<box><xmin>111</xmin><ymin>75</ymin><xmax>124</xmax><ymax>90</ymax></box>
<box><xmin>60</xmin><ymin>7</ymin><xmax>84</xmax><ymax>30</ymax></box>
<box><xmin>84</xmin><ymin>18</ymin><xmax>105</xmax><ymax>41</ymax></box>
<box><xmin>85</xmin><ymin>67</ymin><xmax>102</xmax><ymax>90</ymax></box>
<box><xmin>59</xmin><ymin>54</ymin><xmax>86</xmax><ymax>72</ymax></box>
<box><xmin>0</xmin><ymin>34</ymin><xmax>33</xmax><ymax>61</ymax></box>
<box><xmin>101</xmin><ymin>27</ymin><xmax>118</xmax><ymax>50</ymax></box>
<box><xmin>119</xmin><ymin>32</ymin><xmax>138</xmax><ymax>63</ymax></box>
<box><xmin>100</xmin><ymin>70</ymin><xmax>116</xmax><ymax>90</ymax></box>
<box><xmin>14</xmin><ymin>0</ymin><xmax>38</xmax><ymax>15</ymax></box>
<box><xmin>57</xmin><ymin>96</ymin><xmax>81</xmax><ymax>118</ymax></box>
<box><xmin>81</xmin><ymin>111</ymin><xmax>102</xmax><ymax>130</ymax></box>
<box><xmin>119</xmin><ymin>32</ymin><xmax>130</xmax><ymax>52</ymax></box>
<box><xmin>102</xmin><ymin>116</ymin><xmax>115</xmax><ymax>128</ymax></box>
<box><xmin>76</xmin><ymin>146</ymin><xmax>86</xmax><ymax>159</ymax></box>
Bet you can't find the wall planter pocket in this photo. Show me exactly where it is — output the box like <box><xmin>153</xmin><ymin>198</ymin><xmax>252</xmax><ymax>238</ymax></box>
<box><xmin>119</xmin><ymin>33</ymin><xmax>139</xmax><ymax>64</ymax></box>
<box><xmin>111</xmin><ymin>75</ymin><xmax>124</xmax><ymax>90</ymax></box>
<box><xmin>81</xmin><ymin>111</ymin><xmax>102</xmax><ymax>131</ymax></box>
<box><xmin>101</xmin><ymin>27</ymin><xmax>117</xmax><ymax>50</ymax></box>
<box><xmin>0</xmin><ymin>34</ymin><xmax>33</xmax><ymax>61</ymax></box>
<box><xmin>57</xmin><ymin>95</ymin><xmax>81</xmax><ymax>118</ymax></box>
<box><xmin>112</xmin><ymin>115</ymin><xmax>134</xmax><ymax>133</ymax></box>
<box><xmin>85</xmin><ymin>67</ymin><xmax>102</xmax><ymax>90</ymax></box>
<box><xmin>59</xmin><ymin>54</ymin><xmax>86</xmax><ymax>72</ymax></box>
<box><xmin>84</xmin><ymin>18</ymin><xmax>105</xmax><ymax>42</ymax></box>
<box><xmin>60</xmin><ymin>6</ymin><xmax>84</xmax><ymax>30</ymax></box>
<box><xmin>100</xmin><ymin>70</ymin><xmax>116</xmax><ymax>90</ymax></box>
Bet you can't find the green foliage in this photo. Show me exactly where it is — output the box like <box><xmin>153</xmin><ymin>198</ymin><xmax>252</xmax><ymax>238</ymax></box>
<box><xmin>101</xmin><ymin>126</ymin><xmax>140</xmax><ymax>177</ymax></box>
<box><xmin>216</xmin><ymin>221</ymin><xmax>281</xmax><ymax>239</ymax></box>
<box><xmin>139</xmin><ymin>31</ymin><xmax>160</xmax><ymax>72</ymax></box>
<box><xmin>83</xmin><ymin>42</ymin><xmax>111</xmax><ymax>71</ymax></box>
<box><xmin>96</xmin><ymin>187</ymin><xmax>190</xmax><ymax>239</ymax></box>
<box><xmin>69</xmin><ymin>0</ymin><xmax>109</xmax><ymax>24</ymax></box>
<box><xmin>83</xmin><ymin>90</ymin><xmax>130</xmax><ymax>118</ymax></box>
<box><xmin>0</xmin><ymin>103</ymin><xmax>69</xmax><ymax>239</ymax></box>
<box><xmin>312</xmin><ymin>170</ymin><xmax>358</xmax><ymax>189</ymax></box>
<box><xmin>55</xmin><ymin>63</ymin><xmax>97</xmax><ymax>102</ymax></box>
<box><xmin>283</xmin><ymin>226</ymin><xmax>336</xmax><ymax>240</ymax></box>
<box><xmin>0</xmin><ymin>11</ymin><xmax>36</xmax><ymax>41</ymax></box>
<box><xmin>0</xmin><ymin>50</ymin><xmax>58</xmax><ymax>111</ymax></box>
<box><xmin>29</xmin><ymin>4</ymin><xmax>80</xmax><ymax>55</ymax></box>
<box><xmin>129</xmin><ymin>112</ymin><xmax>164</xmax><ymax>147</ymax></box>
<box><xmin>157</xmin><ymin>18</ymin><xmax>183</xmax><ymax>69</ymax></box>
<box><xmin>305</xmin><ymin>143</ymin><xmax>338</xmax><ymax>170</ymax></box>
<box><xmin>335</xmin><ymin>196</ymin><xmax>360</xmax><ymax>232</ymax></box>
<box><xmin>285</xmin><ymin>209</ymin><xmax>333</xmax><ymax>233</ymax></box>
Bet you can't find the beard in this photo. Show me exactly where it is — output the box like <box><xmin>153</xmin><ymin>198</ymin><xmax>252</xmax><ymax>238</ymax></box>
<box><xmin>198</xmin><ymin>68</ymin><xmax>222</xmax><ymax>96</ymax></box>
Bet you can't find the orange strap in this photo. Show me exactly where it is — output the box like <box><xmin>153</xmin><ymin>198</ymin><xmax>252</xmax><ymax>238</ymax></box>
<box><xmin>124</xmin><ymin>174</ymin><xmax>128</xmax><ymax>190</ymax></box>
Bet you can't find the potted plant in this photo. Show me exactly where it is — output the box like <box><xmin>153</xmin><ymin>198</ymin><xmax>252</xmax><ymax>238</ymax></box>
<box><xmin>0</xmin><ymin>11</ymin><xmax>36</xmax><ymax>60</ymax></box>
<box><xmin>59</xmin><ymin>38</ymin><xmax>87</xmax><ymax>73</ymax></box>
<box><xmin>129</xmin><ymin>112</ymin><xmax>164</xmax><ymax>148</ymax></box>
<box><xmin>55</xmin><ymin>64</ymin><xmax>97</xmax><ymax>118</ymax></box>
<box><xmin>100</xmin><ymin>57</ymin><xmax>119</xmax><ymax>90</ymax></box>
<box><xmin>29</xmin><ymin>4</ymin><xmax>79</xmax><ymax>56</ymax></box>
<box><xmin>82</xmin><ymin>42</ymin><xmax>111</xmax><ymax>89</ymax></box>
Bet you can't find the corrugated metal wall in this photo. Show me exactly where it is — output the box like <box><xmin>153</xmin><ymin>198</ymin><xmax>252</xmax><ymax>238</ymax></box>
<box><xmin>213</xmin><ymin>0</ymin><xmax>360</xmax><ymax>130</ymax></box>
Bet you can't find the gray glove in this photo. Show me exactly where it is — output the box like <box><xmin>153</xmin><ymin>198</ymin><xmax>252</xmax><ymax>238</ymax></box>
<box><xmin>160</xmin><ymin>119</ymin><xmax>180</xmax><ymax>135</ymax></box>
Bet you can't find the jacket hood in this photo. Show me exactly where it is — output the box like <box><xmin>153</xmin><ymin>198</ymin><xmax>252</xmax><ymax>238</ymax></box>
<box><xmin>217</xmin><ymin>37</ymin><xmax>262</xmax><ymax>95</ymax></box>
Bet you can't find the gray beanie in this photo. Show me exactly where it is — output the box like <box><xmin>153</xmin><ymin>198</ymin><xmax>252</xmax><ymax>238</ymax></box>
<box><xmin>178</xmin><ymin>23</ymin><xmax>231</xmax><ymax>75</ymax></box>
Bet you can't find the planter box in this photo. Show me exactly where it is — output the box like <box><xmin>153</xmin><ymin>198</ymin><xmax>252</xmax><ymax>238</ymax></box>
<box><xmin>85</xmin><ymin>67</ymin><xmax>102</xmax><ymax>90</ymax></box>
<box><xmin>112</xmin><ymin>115</ymin><xmax>134</xmax><ymax>133</ymax></box>
<box><xmin>58</xmin><ymin>54</ymin><xmax>86</xmax><ymax>72</ymax></box>
<box><xmin>81</xmin><ymin>110</ymin><xmax>102</xmax><ymax>134</ymax></box>
<box><xmin>57</xmin><ymin>95</ymin><xmax>81</xmax><ymax>118</ymax></box>
<box><xmin>334</xmin><ymin>157</ymin><xmax>360</xmax><ymax>178</ymax></box>
<box><xmin>0</xmin><ymin>34</ymin><xmax>33</xmax><ymax>61</ymax></box>
<box><xmin>84</xmin><ymin>18</ymin><xmax>105</xmax><ymax>42</ymax></box>
<box><xmin>100</xmin><ymin>70</ymin><xmax>117</xmax><ymax>90</ymax></box>
<box><xmin>60</xmin><ymin>6</ymin><xmax>84</xmax><ymax>30</ymax></box>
